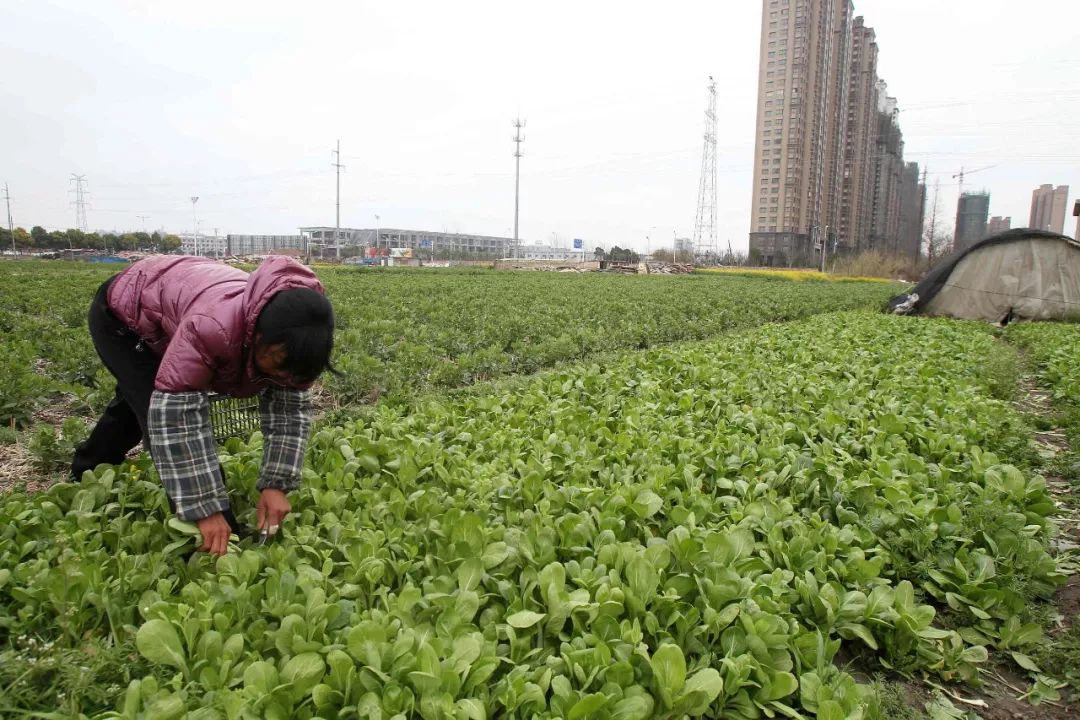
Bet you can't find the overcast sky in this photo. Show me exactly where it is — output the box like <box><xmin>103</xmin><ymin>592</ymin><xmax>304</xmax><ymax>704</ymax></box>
<box><xmin>3</xmin><ymin>0</ymin><xmax>1078</xmax><ymax>252</ymax></box>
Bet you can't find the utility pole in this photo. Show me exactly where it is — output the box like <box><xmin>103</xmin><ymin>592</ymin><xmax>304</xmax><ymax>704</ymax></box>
<box><xmin>137</xmin><ymin>215</ymin><xmax>150</xmax><ymax>232</ymax></box>
<box><xmin>190</xmin><ymin>196</ymin><xmax>199</xmax><ymax>255</ymax></box>
<box><xmin>69</xmin><ymin>174</ymin><xmax>89</xmax><ymax>233</ymax></box>
<box><xmin>332</xmin><ymin>139</ymin><xmax>345</xmax><ymax>259</ymax></box>
<box><xmin>375</xmin><ymin>214</ymin><xmax>380</xmax><ymax>252</ymax></box>
<box><xmin>4</xmin><ymin>183</ymin><xmax>14</xmax><ymax>255</ymax></box>
<box><xmin>693</xmin><ymin>77</ymin><xmax>718</xmax><ymax>259</ymax></box>
<box><xmin>820</xmin><ymin>225</ymin><xmax>830</xmax><ymax>273</ymax></box>
<box><xmin>512</xmin><ymin>118</ymin><xmax>525</xmax><ymax>259</ymax></box>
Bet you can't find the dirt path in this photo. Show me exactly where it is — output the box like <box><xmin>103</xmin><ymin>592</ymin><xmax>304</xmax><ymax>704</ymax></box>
<box><xmin>965</xmin><ymin>365</ymin><xmax>1079</xmax><ymax>718</ymax></box>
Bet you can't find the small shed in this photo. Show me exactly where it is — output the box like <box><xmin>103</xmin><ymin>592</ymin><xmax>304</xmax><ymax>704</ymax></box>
<box><xmin>889</xmin><ymin>229</ymin><xmax>1080</xmax><ymax>323</ymax></box>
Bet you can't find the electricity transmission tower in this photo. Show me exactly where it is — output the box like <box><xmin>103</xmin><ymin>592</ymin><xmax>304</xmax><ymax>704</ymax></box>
<box><xmin>692</xmin><ymin>77</ymin><xmax>718</xmax><ymax>260</ymax></box>
<box><xmin>69</xmin><ymin>174</ymin><xmax>90</xmax><ymax>232</ymax></box>
<box><xmin>512</xmin><ymin>118</ymin><xmax>525</xmax><ymax>259</ymax></box>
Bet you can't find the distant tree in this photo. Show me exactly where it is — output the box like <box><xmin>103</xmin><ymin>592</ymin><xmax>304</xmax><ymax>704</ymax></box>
<box><xmin>593</xmin><ymin>246</ymin><xmax>605</xmax><ymax>261</ymax></box>
<box><xmin>926</xmin><ymin>233</ymin><xmax>952</xmax><ymax>266</ymax></box>
<box><xmin>30</xmin><ymin>226</ymin><xmax>49</xmax><ymax>247</ymax></box>
<box><xmin>42</xmin><ymin>229</ymin><xmax>71</xmax><ymax>250</ymax></box>
<box><xmin>650</xmin><ymin>248</ymin><xmax>693</xmax><ymax>263</ymax></box>
<box><xmin>922</xmin><ymin>179</ymin><xmax>951</xmax><ymax>267</ymax></box>
<box><xmin>608</xmin><ymin>245</ymin><xmax>638</xmax><ymax>263</ymax></box>
<box><xmin>161</xmin><ymin>234</ymin><xmax>183</xmax><ymax>253</ymax></box>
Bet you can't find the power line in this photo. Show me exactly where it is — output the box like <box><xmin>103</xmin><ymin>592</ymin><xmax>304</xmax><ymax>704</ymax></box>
<box><xmin>512</xmin><ymin>118</ymin><xmax>525</xmax><ymax>259</ymax></box>
<box><xmin>693</xmin><ymin>76</ymin><xmax>718</xmax><ymax>259</ymax></box>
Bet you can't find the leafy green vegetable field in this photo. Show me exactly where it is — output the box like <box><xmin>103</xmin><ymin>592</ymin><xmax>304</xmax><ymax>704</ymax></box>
<box><xmin>1007</xmin><ymin>322</ymin><xmax>1080</xmax><ymax>447</ymax></box>
<box><xmin>0</xmin><ymin>311</ymin><xmax>1066</xmax><ymax>718</ymax></box>
<box><xmin>0</xmin><ymin>262</ymin><xmax>899</xmax><ymax>433</ymax></box>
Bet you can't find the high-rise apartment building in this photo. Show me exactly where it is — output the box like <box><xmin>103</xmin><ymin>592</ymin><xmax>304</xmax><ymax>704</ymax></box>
<box><xmin>896</xmin><ymin>162</ymin><xmax>925</xmax><ymax>259</ymax></box>
<box><xmin>749</xmin><ymin>2</ymin><xmax>916</xmax><ymax>265</ymax></box>
<box><xmin>868</xmin><ymin>89</ymin><xmax>904</xmax><ymax>252</ymax></box>
<box><xmin>838</xmin><ymin>16</ymin><xmax>878</xmax><ymax>253</ymax></box>
<box><xmin>986</xmin><ymin>216</ymin><xmax>1011</xmax><ymax>236</ymax></box>
<box><xmin>1029</xmin><ymin>184</ymin><xmax>1069</xmax><ymax>234</ymax></box>
<box><xmin>818</xmin><ymin>2</ymin><xmax>854</xmax><ymax>239</ymax></box>
<box><xmin>955</xmin><ymin>192</ymin><xmax>990</xmax><ymax>252</ymax></box>
<box><xmin>749</xmin><ymin>0</ymin><xmax>854</xmax><ymax>265</ymax></box>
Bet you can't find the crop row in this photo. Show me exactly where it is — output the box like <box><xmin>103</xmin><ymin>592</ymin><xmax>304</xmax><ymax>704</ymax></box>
<box><xmin>1006</xmin><ymin>322</ymin><xmax>1080</xmax><ymax>421</ymax></box>
<box><xmin>0</xmin><ymin>311</ymin><xmax>1062</xmax><ymax>717</ymax></box>
<box><xmin>0</xmin><ymin>262</ymin><xmax>899</xmax><ymax>430</ymax></box>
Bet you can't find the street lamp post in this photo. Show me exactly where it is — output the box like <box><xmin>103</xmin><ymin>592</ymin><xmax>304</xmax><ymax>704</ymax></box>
<box><xmin>375</xmin><ymin>214</ymin><xmax>380</xmax><ymax>251</ymax></box>
<box><xmin>190</xmin><ymin>196</ymin><xmax>199</xmax><ymax>256</ymax></box>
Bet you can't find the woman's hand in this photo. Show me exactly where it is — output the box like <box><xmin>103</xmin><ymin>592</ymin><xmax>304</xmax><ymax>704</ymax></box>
<box><xmin>257</xmin><ymin>488</ymin><xmax>291</xmax><ymax>535</ymax></box>
<box><xmin>196</xmin><ymin>512</ymin><xmax>232</xmax><ymax>555</ymax></box>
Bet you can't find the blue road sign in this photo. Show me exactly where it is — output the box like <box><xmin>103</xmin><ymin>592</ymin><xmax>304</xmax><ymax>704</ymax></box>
<box><xmin>573</xmin><ymin>238</ymin><xmax>584</xmax><ymax>249</ymax></box>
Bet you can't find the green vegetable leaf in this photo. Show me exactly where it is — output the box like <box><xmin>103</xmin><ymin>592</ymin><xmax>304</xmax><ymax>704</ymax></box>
<box><xmin>506</xmin><ymin>610</ymin><xmax>546</xmax><ymax>629</ymax></box>
<box><xmin>651</xmin><ymin>644</ymin><xmax>686</xmax><ymax>707</ymax></box>
<box><xmin>136</xmin><ymin>620</ymin><xmax>187</xmax><ymax>672</ymax></box>
<box><xmin>1010</xmin><ymin>651</ymin><xmax>1041</xmax><ymax>673</ymax></box>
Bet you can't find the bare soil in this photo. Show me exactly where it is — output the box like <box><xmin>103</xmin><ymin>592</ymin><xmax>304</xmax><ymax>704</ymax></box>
<box><xmin>0</xmin><ymin>441</ymin><xmax>50</xmax><ymax>494</ymax></box>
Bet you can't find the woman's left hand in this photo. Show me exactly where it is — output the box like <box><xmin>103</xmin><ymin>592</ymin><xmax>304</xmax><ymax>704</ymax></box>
<box><xmin>256</xmin><ymin>488</ymin><xmax>291</xmax><ymax>534</ymax></box>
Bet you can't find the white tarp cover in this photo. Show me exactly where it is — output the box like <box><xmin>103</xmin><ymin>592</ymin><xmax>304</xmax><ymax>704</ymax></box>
<box><xmin>923</xmin><ymin>237</ymin><xmax>1080</xmax><ymax>321</ymax></box>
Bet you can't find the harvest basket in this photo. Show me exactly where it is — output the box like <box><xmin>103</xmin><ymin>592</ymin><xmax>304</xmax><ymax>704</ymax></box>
<box><xmin>208</xmin><ymin>393</ymin><xmax>260</xmax><ymax>443</ymax></box>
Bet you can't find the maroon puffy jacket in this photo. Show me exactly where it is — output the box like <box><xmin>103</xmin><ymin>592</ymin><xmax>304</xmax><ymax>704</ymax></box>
<box><xmin>106</xmin><ymin>256</ymin><xmax>325</xmax><ymax>397</ymax></box>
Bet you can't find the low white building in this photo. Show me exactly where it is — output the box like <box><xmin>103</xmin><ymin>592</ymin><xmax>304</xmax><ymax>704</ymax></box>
<box><xmin>298</xmin><ymin>226</ymin><xmax>514</xmax><ymax>257</ymax></box>
<box><xmin>226</xmin><ymin>234</ymin><xmax>304</xmax><ymax>256</ymax></box>
<box><xmin>516</xmin><ymin>244</ymin><xmax>575</xmax><ymax>261</ymax></box>
<box><xmin>179</xmin><ymin>232</ymin><xmax>227</xmax><ymax>256</ymax></box>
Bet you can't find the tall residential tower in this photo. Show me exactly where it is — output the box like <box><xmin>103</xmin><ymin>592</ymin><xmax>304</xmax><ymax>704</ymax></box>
<box><xmin>749</xmin><ymin>1</ymin><xmax>922</xmax><ymax>265</ymax></box>
<box><xmin>1029</xmin><ymin>184</ymin><xmax>1070</xmax><ymax>234</ymax></box>
<box><xmin>749</xmin><ymin>0</ymin><xmax>854</xmax><ymax>265</ymax></box>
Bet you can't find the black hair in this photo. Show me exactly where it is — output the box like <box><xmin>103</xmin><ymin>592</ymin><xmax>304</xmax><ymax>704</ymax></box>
<box><xmin>255</xmin><ymin>288</ymin><xmax>337</xmax><ymax>384</ymax></box>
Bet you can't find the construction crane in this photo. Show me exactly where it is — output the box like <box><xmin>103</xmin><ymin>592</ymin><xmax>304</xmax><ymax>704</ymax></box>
<box><xmin>951</xmin><ymin>164</ymin><xmax>997</xmax><ymax>197</ymax></box>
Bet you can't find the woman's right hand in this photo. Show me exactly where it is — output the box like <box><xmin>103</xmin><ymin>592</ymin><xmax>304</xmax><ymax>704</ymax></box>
<box><xmin>196</xmin><ymin>512</ymin><xmax>231</xmax><ymax>555</ymax></box>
